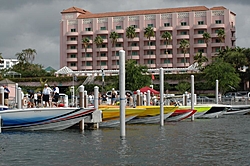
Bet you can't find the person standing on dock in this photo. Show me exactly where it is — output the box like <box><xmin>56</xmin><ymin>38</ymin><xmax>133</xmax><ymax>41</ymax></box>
<box><xmin>42</xmin><ymin>84</ymin><xmax>52</xmax><ymax>107</ymax></box>
<box><xmin>52</xmin><ymin>84</ymin><xmax>60</xmax><ymax>107</ymax></box>
<box><xmin>3</xmin><ymin>85</ymin><xmax>10</xmax><ymax>106</ymax></box>
<box><xmin>111</xmin><ymin>88</ymin><xmax>117</xmax><ymax>105</ymax></box>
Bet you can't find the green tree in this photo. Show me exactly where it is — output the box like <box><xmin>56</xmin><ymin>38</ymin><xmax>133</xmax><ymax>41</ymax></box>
<box><xmin>94</xmin><ymin>35</ymin><xmax>104</xmax><ymax>58</ymax></box>
<box><xmin>82</xmin><ymin>37</ymin><xmax>90</xmax><ymax>71</ymax></box>
<box><xmin>22</xmin><ymin>48</ymin><xmax>37</xmax><ymax>64</ymax></box>
<box><xmin>125</xmin><ymin>60</ymin><xmax>151</xmax><ymax>91</ymax></box>
<box><xmin>109</xmin><ymin>31</ymin><xmax>119</xmax><ymax>69</ymax></box>
<box><xmin>203</xmin><ymin>58</ymin><xmax>240</xmax><ymax>94</ymax></box>
<box><xmin>179</xmin><ymin>39</ymin><xmax>189</xmax><ymax>67</ymax></box>
<box><xmin>175</xmin><ymin>81</ymin><xmax>190</xmax><ymax>94</ymax></box>
<box><xmin>144</xmin><ymin>26</ymin><xmax>155</xmax><ymax>68</ymax></box>
<box><xmin>193</xmin><ymin>52</ymin><xmax>208</xmax><ymax>71</ymax></box>
<box><xmin>126</xmin><ymin>26</ymin><xmax>136</xmax><ymax>59</ymax></box>
<box><xmin>161</xmin><ymin>31</ymin><xmax>172</xmax><ymax>67</ymax></box>
<box><xmin>217</xmin><ymin>29</ymin><xmax>225</xmax><ymax>50</ymax></box>
<box><xmin>202</xmin><ymin>32</ymin><xmax>211</xmax><ymax>53</ymax></box>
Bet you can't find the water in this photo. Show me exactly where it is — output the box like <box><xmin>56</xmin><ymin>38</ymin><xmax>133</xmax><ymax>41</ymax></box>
<box><xmin>1</xmin><ymin>115</ymin><xmax>250</xmax><ymax>166</ymax></box>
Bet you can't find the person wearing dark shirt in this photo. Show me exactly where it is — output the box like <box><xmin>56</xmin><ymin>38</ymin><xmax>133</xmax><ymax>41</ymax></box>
<box><xmin>3</xmin><ymin>85</ymin><xmax>10</xmax><ymax>106</ymax></box>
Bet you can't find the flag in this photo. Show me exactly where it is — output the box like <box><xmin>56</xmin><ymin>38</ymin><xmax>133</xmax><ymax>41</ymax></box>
<box><xmin>151</xmin><ymin>74</ymin><xmax>155</xmax><ymax>80</ymax></box>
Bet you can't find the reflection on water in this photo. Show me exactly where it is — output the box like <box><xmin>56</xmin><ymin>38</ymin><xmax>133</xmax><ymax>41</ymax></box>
<box><xmin>0</xmin><ymin>115</ymin><xmax>250</xmax><ymax>165</ymax></box>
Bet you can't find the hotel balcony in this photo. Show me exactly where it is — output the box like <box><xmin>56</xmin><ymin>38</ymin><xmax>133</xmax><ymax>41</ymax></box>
<box><xmin>67</xmin><ymin>58</ymin><xmax>77</xmax><ymax>62</ymax></box>
<box><xmin>176</xmin><ymin>63</ymin><xmax>190</xmax><ymax>68</ymax></box>
<box><xmin>176</xmin><ymin>35</ymin><xmax>189</xmax><ymax>39</ymax></box>
<box><xmin>159</xmin><ymin>26</ymin><xmax>173</xmax><ymax>31</ymax></box>
<box><xmin>111</xmin><ymin>56</ymin><xmax>119</xmax><ymax>60</ymax></box>
<box><xmin>231</xmin><ymin>35</ymin><xmax>236</xmax><ymax>41</ymax></box>
<box><xmin>135</xmin><ymin>28</ymin><xmax>140</xmax><ymax>33</ymax></box>
<box><xmin>113</xmin><ymin>29</ymin><xmax>124</xmax><ymax>33</ymax></box>
<box><xmin>112</xmin><ymin>47</ymin><xmax>124</xmax><ymax>52</ymax></box>
<box><xmin>117</xmin><ymin>38</ymin><xmax>124</xmax><ymax>42</ymax></box>
<box><xmin>159</xmin><ymin>45</ymin><xmax>173</xmax><ymax>49</ymax></box>
<box><xmin>211</xmin><ymin>33</ymin><xmax>218</xmax><ymax>38</ymax></box>
<box><xmin>193</xmin><ymin>43</ymin><xmax>207</xmax><ymax>48</ymax></box>
<box><xmin>143</xmin><ymin>37</ymin><xmax>156</xmax><ymax>41</ymax></box>
<box><xmin>161</xmin><ymin>63</ymin><xmax>173</xmax><ymax>68</ymax></box>
<box><xmin>159</xmin><ymin>54</ymin><xmax>172</xmax><ymax>58</ymax></box>
<box><xmin>66</xmin><ymin>32</ymin><xmax>79</xmax><ymax>36</ymax></box>
<box><xmin>131</xmin><ymin>55</ymin><xmax>140</xmax><ymax>60</ymax></box>
<box><xmin>81</xmin><ymin>48</ymin><xmax>93</xmax><ymax>52</ymax></box>
<box><xmin>193</xmin><ymin>24</ymin><xmax>208</xmax><ymax>29</ymax></box>
<box><xmin>81</xmin><ymin>57</ymin><xmax>93</xmax><ymax>61</ymax></box>
<box><xmin>66</xmin><ymin>49</ymin><xmax>77</xmax><ymax>53</ymax></box>
<box><xmin>69</xmin><ymin>66</ymin><xmax>77</xmax><ymax>70</ymax></box>
<box><xmin>210</xmin><ymin>24</ymin><xmax>225</xmax><ymax>29</ymax></box>
<box><xmin>128</xmin><ymin>46</ymin><xmax>140</xmax><ymax>51</ymax></box>
<box><xmin>66</xmin><ymin>41</ymin><xmax>77</xmax><ymax>45</ymax></box>
<box><xmin>143</xmin><ymin>55</ymin><xmax>156</xmax><ymax>59</ymax></box>
<box><xmin>81</xmin><ymin>31</ymin><xmax>93</xmax><ymax>35</ymax></box>
<box><xmin>176</xmin><ymin>25</ymin><xmax>190</xmax><ymax>30</ymax></box>
<box><xmin>211</xmin><ymin>43</ymin><xmax>225</xmax><ymax>47</ymax></box>
<box><xmin>230</xmin><ymin>26</ymin><xmax>236</xmax><ymax>32</ymax></box>
<box><xmin>96</xmin><ymin>56</ymin><xmax>108</xmax><ymax>61</ymax></box>
<box><xmin>99</xmin><ymin>48</ymin><xmax>108</xmax><ymax>52</ymax></box>
<box><xmin>143</xmin><ymin>45</ymin><xmax>156</xmax><ymax>50</ymax></box>
<box><xmin>96</xmin><ymin>30</ymin><xmax>109</xmax><ymax>34</ymax></box>
<box><xmin>193</xmin><ymin>34</ymin><xmax>203</xmax><ymax>38</ymax></box>
<box><xmin>128</xmin><ymin>37</ymin><xmax>139</xmax><ymax>42</ymax></box>
<box><xmin>176</xmin><ymin>53</ymin><xmax>190</xmax><ymax>58</ymax></box>
<box><xmin>102</xmin><ymin>39</ymin><xmax>108</xmax><ymax>43</ymax></box>
<box><xmin>112</xmin><ymin>65</ymin><xmax>119</xmax><ymax>69</ymax></box>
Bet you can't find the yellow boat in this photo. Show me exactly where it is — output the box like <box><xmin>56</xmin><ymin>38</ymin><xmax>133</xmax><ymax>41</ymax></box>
<box><xmin>135</xmin><ymin>105</ymin><xmax>178</xmax><ymax>117</ymax></box>
<box><xmin>100</xmin><ymin>107</ymin><xmax>146</xmax><ymax>121</ymax></box>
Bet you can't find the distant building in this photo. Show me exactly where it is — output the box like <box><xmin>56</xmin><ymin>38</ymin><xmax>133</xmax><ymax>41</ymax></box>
<box><xmin>0</xmin><ymin>59</ymin><xmax>19</xmax><ymax>70</ymax></box>
<box><xmin>60</xmin><ymin>6</ymin><xmax>236</xmax><ymax>71</ymax></box>
<box><xmin>44</xmin><ymin>66</ymin><xmax>56</xmax><ymax>73</ymax></box>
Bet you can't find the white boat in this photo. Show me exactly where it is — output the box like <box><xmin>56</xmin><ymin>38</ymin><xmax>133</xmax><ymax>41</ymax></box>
<box><xmin>224</xmin><ymin>105</ymin><xmax>250</xmax><ymax>115</ymax></box>
<box><xmin>0</xmin><ymin>107</ymin><xmax>96</xmax><ymax>131</ymax></box>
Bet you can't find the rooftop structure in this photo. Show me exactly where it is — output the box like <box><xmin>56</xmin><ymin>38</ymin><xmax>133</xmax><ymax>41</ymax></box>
<box><xmin>0</xmin><ymin>59</ymin><xmax>19</xmax><ymax>70</ymax></box>
<box><xmin>60</xmin><ymin>5</ymin><xmax>236</xmax><ymax>71</ymax></box>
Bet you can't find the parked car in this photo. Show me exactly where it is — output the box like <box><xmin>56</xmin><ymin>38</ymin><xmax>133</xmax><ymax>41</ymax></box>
<box><xmin>196</xmin><ymin>96</ymin><xmax>215</xmax><ymax>103</ymax></box>
<box><xmin>223</xmin><ymin>91</ymin><xmax>250</xmax><ymax>102</ymax></box>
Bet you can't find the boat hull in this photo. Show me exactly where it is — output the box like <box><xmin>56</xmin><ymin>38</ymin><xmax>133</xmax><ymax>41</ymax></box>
<box><xmin>0</xmin><ymin>107</ymin><xmax>95</xmax><ymax>131</ymax></box>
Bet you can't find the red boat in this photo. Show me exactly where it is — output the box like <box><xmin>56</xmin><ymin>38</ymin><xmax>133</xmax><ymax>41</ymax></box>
<box><xmin>166</xmin><ymin>109</ymin><xmax>197</xmax><ymax>122</ymax></box>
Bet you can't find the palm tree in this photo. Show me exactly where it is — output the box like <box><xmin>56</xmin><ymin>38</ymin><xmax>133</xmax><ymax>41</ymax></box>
<box><xmin>179</xmin><ymin>39</ymin><xmax>190</xmax><ymax>67</ymax></box>
<box><xmin>161</xmin><ymin>31</ymin><xmax>172</xmax><ymax>68</ymax></box>
<box><xmin>15</xmin><ymin>52</ymin><xmax>26</xmax><ymax>63</ymax></box>
<box><xmin>94</xmin><ymin>35</ymin><xmax>104</xmax><ymax>58</ymax></box>
<box><xmin>217</xmin><ymin>29</ymin><xmax>226</xmax><ymax>50</ymax></box>
<box><xmin>126</xmin><ymin>26</ymin><xmax>136</xmax><ymax>60</ymax></box>
<box><xmin>193</xmin><ymin>52</ymin><xmax>208</xmax><ymax>71</ymax></box>
<box><xmin>144</xmin><ymin>26</ymin><xmax>155</xmax><ymax>68</ymax></box>
<box><xmin>22</xmin><ymin>48</ymin><xmax>37</xmax><ymax>63</ymax></box>
<box><xmin>109</xmin><ymin>31</ymin><xmax>119</xmax><ymax>69</ymax></box>
<box><xmin>202</xmin><ymin>32</ymin><xmax>211</xmax><ymax>53</ymax></box>
<box><xmin>82</xmin><ymin>37</ymin><xmax>90</xmax><ymax>71</ymax></box>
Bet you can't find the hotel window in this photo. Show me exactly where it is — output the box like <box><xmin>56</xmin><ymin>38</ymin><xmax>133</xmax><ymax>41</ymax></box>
<box><xmin>149</xmin><ymin>41</ymin><xmax>155</xmax><ymax>46</ymax></box>
<box><xmin>70</xmin><ymin>46</ymin><xmax>76</xmax><ymax>49</ymax></box>
<box><xmin>132</xmin><ymin>51</ymin><xmax>138</xmax><ymax>55</ymax></box>
<box><xmin>147</xmin><ymin>24</ymin><xmax>154</xmax><ymax>27</ymax></box>
<box><xmin>215</xmin><ymin>39</ymin><xmax>220</xmax><ymax>43</ymax></box>
<box><xmin>70</xmin><ymin>62</ymin><xmax>76</xmax><ymax>66</ymax></box>
<box><xmin>198</xmin><ymin>21</ymin><xmax>204</xmax><ymax>25</ymax></box>
<box><xmin>100</xmin><ymin>35</ymin><xmax>106</xmax><ymax>39</ymax></box>
<box><xmin>181</xmin><ymin>22</ymin><xmax>187</xmax><ymax>26</ymax></box>
<box><xmin>116</xmin><ymin>52</ymin><xmax>119</xmax><ymax>56</ymax></box>
<box><xmin>70</xmin><ymin>37</ymin><xmax>76</xmax><ymax>41</ymax></box>
<box><xmin>70</xmin><ymin>54</ymin><xmax>76</xmax><ymax>58</ymax></box>
<box><xmin>197</xmin><ymin>39</ymin><xmax>204</xmax><ymax>43</ymax></box>
<box><xmin>100</xmin><ymin>53</ymin><xmax>106</xmax><ymax>57</ymax></box>
<box><xmin>131</xmin><ymin>42</ymin><xmax>137</xmax><ymax>46</ymax></box>
<box><xmin>180</xmin><ymin>31</ymin><xmax>187</xmax><ymax>35</ymax></box>
<box><xmin>85</xmin><ymin>27</ymin><xmax>92</xmax><ymax>31</ymax></box>
<box><xmin>198</xmin><ymin>49</ymin><xmax>204</xmax><ymax>53</ymax></box>
<box><xmin>147</xmin><ymin>59</ymin><xmax>154</xmax><ymax>64</ymax></box>
<box><xmin>215</xmin><ymin>48</ymin><xmax>220</xmax><ymax>52</ymax></box>
<box><xmin>198</xmin><ymin>30</ymin><xmax>204</xmax><ymax>34</ymax></box>
<box><xmin>164</xmin><ymin>23</ymin><xmax>170</xmax><ymax>27</ymax></box>
<box><xmin>71</xmin><ymin>29</ymin><xmax>76</xmax><ymax>32</ymax></box>
<box><xmin>116</xmin><ymin>25</ymin><xmax>122</xmax><ymax>29</ymax></box>
<box><xmin>118</xmin><ymin>34</ymin><xmax>123</xmax><ymax>38</ymax></box>
<box><xmin>86</xmin><ymin>62</ymin><xmax>91</xmax><ymax>66</ymax></box>
<box><xmin>100</xmin><ymin>27</ymin><xmax>106</xmax><ymax>30</ymax></box>
<box><xmin>164</xmin><ymin>59</ymin><xmax>170</xmax><ymax>63</ymax></box>
<box><xmin>116</xmin><ymin>43</ymin><xmax>122</xmax><ymax>47</ymax></box>
<box><xmin>86</xmin><ymin>53</ymin><xmax>91</xmax><ymax>57</ymax></box>
<box><xmin>215</xmin><ymin>20</ymin><xmax>222</xmax><ymax>24</ymax></box>
<box><xmin>147</xmin><ymin>50</ymin><xmax>154</xmax><ymax>55</ymax></box>
<box><xmin>101</xmin><ymin>61</ymin><xmax>107</xmax><ymax>66</ymax></box>
<box><xmin>131</xmin><ymin>25</ymin><xmax>138</xmax><ymax>28</ymax></box>
<box><xmin>101</xmin><ymin>44</ymin><xmax>106</xmax><ymax>48</ymax></box>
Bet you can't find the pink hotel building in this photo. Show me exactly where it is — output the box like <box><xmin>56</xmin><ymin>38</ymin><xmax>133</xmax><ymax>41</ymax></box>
<box><xmin>60</xmin><ymin>6</ymin><xmax>236</xmax><ymax>71</ymax></box>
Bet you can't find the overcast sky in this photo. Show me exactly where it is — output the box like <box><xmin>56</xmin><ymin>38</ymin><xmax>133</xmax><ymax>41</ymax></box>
<box><xmin>0</xmin><ymin>0</ymin><xmax>250</xmax><ymax>70</ymax></box>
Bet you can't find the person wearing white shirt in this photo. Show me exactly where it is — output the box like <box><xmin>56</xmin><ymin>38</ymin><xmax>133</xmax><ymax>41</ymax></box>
<box><xmin>42</xmin><ymin>84</ymin><xmax>52</xmax><ymax>107</ymax></box>
<box><xmin>52</xmin><ymin>84</ymin><xmax>60</xmax><ymax>107</ymax></box>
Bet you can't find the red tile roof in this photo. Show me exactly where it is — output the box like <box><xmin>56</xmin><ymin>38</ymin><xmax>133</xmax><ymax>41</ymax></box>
<box><xmin>76</xmin><ymin>6</ymin><xmax>209</xmax><ymax>19</ymax></box>
<box><xmin>61</xmin><ymin>6</ymin><xmax>92</xmax><ymax>14</ymax></box>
